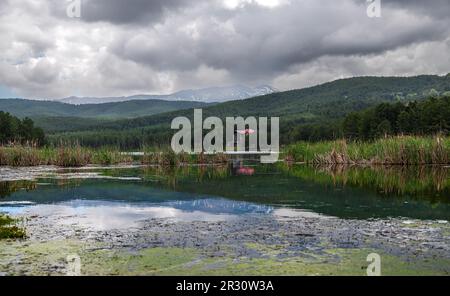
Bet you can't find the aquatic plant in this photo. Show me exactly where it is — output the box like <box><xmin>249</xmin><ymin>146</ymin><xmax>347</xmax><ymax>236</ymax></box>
<box><xmin>0</xmin><ymin>146</ymin><xmax>43</xmax><ymax>166</ymax></box>
<box><xmin>91</xmin><ymin>148</ymin><xmax>133</xmax><ymax>165</ymax></box>
<box><xmin>0</xmin><ymin>214</ymin><xmax>26</xmax><ymax>240</ymax></box>
<box><xmin>56</xmin><ymin>145</ymin><xmax>91</xmax><ymax>167</ymax></box>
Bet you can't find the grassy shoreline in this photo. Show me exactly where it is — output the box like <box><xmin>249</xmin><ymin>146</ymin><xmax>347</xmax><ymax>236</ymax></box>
<box><xmin>0</xmin><ymin>145</ymin><xmax>230</xmax><ymax>167</ymax></box>
<box><xmin>0</xmin><ymin>146</ymin><xmax>134</xmax><ymax>167</ymax></box>
<box><xmin>0</xmin><ymin>136</ymin><xmax>449</xmax><ymax>167</ymax></box>
<box><xmin>284</xmin><ymin>136</ymin><xmax>449</xmax><ymax>165</ymax></box>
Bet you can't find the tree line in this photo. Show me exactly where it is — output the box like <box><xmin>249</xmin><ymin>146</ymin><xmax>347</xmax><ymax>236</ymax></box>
<box><xmin>44</xmin><ymin>95</ymin><xmax>450</xmax><ymax>148</ymax></box>
<box><xmin>0</xmin><ymin>112</ymin><xmax>45</xmax><ymax>145</ymax></box>
<box><xmin>343</xmin><ymin>95</ymin><xmax>449</xmax><ymax>140</ymax></box>
<box><xmin>286</xmin><ymin>95</ymin><xmax>450</xmax><ymax>142</ymax></box>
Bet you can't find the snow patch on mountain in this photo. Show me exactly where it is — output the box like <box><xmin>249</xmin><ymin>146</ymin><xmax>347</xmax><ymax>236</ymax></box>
<box><xmin>60</xmin><ymin>85</ymin><xmax>277</xmax><ymax>105</ymax></box>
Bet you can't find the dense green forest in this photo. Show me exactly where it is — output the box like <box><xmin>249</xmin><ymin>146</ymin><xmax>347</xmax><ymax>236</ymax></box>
<box><xmin>32</xmin><ymin>116</ymin><xmax>114</xmax><ymax>133</ymax></box>
<box><xmin>0</xmin><ymin>112</ymin><xmax>45</xmax><ymax>145</ymax></box>
<box><xmin>288</xmin><ymin>96</ymin><xmax>450</xmax><ymax>142</ymax></box>
<box><xmin>47</xmin><ymin>96</ymin><xmax>450</xmax><ymax>148</ymax></box>
<box><xmin>342</xmin><ymin>96</ymin><xmax>450</xmax><ymax>140</ymax></box>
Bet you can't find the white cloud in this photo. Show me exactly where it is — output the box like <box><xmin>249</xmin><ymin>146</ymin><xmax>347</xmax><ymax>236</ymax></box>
<box><xmin>223</xmin><ymin>0</ymin><xmax>289</xmax><ymax>9</ymax></box>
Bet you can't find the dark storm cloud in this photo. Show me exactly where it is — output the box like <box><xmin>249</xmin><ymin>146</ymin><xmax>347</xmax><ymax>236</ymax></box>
<box><xmin>110</xmin><ymin>0</ymin><xmax>450</xmax><ymax>81</ymax></box>
<box><xmin>385</xmin><ymin>0</ymin><xmax>450</xmax><ymax>18</ymax></box>
<box><xmin>80</xmin><ymin>0</ymin><xmax>190</xmax><ymax>24</ymax></box>
<box><xmin>48</xmin><ymin>0</ymin><xmax>191</xmax><ymax>25</ymax></box>
<box><xmin>1</xmin><ymin>0</ymin><xmax>449</xmax><ymax>99</ymax></box>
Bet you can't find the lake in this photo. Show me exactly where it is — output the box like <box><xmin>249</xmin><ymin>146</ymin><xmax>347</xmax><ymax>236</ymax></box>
<box><xmin>0</xmin><ymin>163</ymin><xmax>449</xmax><ymax>275</ymax></box>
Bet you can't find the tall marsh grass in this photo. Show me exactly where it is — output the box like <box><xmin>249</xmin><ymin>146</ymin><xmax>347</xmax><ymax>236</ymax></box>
<box><xmin>0</xmin><ymin>145</ymin><xmax>133</xmax><ymax>167</ymax></box>
<box><xmin>285</xmin><ymin>136</ymin><xmax>450</xmax><ymax>165</ymax></box>
<box><xmin>0</xmin><ymin>144</ymin><xmax>230</xmax><ymax>167</ymax></box>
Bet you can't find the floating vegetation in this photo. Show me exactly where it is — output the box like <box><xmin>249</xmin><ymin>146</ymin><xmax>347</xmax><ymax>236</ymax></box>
<box><xmin>0</xmin><ymin>214</ymin><xmax>26</xmax><ymax>239</ymax></box>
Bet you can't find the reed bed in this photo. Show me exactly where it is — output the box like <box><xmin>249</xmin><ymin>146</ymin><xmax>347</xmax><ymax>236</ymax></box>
<box><xmin>285</xmin><ymin>136</ymin><xmax>450</xmax><ymax>165</ymax></box>
<box><xmin>0</xmin><ymin>145</ymin><xmax>229</xmax><ymax>167</ymax></box>
<box><xmin>4</xmin><ymin>136</ymin><xmax>446</xmax><ymax>167</ymax></box>
<box><xmin>0</xmin><ymin>145</ymin><xmax>133</xmax><ymax>167</ymax></box>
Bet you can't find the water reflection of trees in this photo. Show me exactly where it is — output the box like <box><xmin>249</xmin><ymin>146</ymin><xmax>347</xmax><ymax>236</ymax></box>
<box><xmin>283</xmin><ymin>163</ymin><xmax>449</xmax><ymax>199</ymax></box>
<box><xmin>0</xmin><ymin>181</ymin><xmax>37</xmax><ymax>198</ymax></box>
<box><xmin>0</xmin><ymin>178</ymin><xmax>86</xmax><ymax>199</ymax></box>
<box><xmin>142</xmin><ymin>165</ymin><xmax>230</xmax><ymax>189</ymax></box>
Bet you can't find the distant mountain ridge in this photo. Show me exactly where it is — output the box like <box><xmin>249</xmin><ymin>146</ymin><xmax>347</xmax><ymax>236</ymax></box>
<box><xmin>0</xmin><ymin>98</ymin><xmax>209</xmax><ymax>119</ymax></box>
<box><xmin>60</xmin><ymin>85</ymin><xmax>277</xmax><ymax>105</ymax></box>
<box><xmin>39</xmin><ymin>74</ymin><xmax>450</xmax><ymax>139</ymax></box>
<box><xmin>1</xmin><ymin>74</ymin><xmax>449</xmax><ymax>138</ymax></box>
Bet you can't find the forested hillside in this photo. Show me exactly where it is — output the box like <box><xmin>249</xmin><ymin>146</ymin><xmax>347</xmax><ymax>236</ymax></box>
<box><xmin>89</xmin><ymin>74</ymin><xmax>450</xmax><ymax>129</ymax></box>
<box><xmin>46</xmin><ymin>75</ymin><xmax>450</xmax><ymax>148</ymax></box>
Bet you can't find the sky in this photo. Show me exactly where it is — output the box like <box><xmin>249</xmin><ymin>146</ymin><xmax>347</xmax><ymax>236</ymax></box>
<box><xmin>0</xmin><ymin>0</ymin><xmax>449</xmax><ymax>100</ymax></box>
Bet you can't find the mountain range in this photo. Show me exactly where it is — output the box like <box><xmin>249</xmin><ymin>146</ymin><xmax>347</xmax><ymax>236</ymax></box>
<box><xmin>59</xmin><ymin>85</ymin><xmax>277</xmax><ymax>105</ymax></box>
<box><xmin>0</xmin><ymin>99</ymin><xmax>210</xmax><ymax>119</ymax></box>
<box><xmin>88</xmin><ymin>74</ymin><xmax>450</xmax><ymax>130</ymax></box>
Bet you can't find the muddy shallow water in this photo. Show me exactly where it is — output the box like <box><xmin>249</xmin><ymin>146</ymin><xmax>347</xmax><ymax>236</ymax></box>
<box><xmin>0</xmin><ymin>164</ymin><xmax>449</xmax><ymax>275</ymax></box>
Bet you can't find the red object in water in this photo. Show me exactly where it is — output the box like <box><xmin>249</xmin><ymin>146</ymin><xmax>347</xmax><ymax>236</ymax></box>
<box><xmin>237</xmin><ymin>129</ymin><xmax>256</xmax><ymax>135</ymax></box>
<box><xmin>236</xmin><ymin>167</ymin><xmax>255</xmax><ymax>176</ymax></box>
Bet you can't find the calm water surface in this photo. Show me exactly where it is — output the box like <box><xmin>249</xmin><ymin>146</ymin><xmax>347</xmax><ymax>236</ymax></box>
<box><xmin>0</xmin><ymin>163</ymin><xmax>449</xmax><ymax>230</ymax></box>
